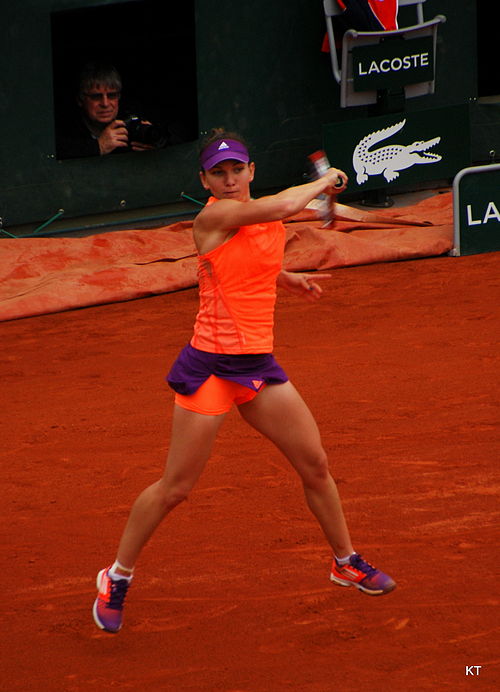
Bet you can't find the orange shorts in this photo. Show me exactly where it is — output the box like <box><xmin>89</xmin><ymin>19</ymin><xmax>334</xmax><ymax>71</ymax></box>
<box><xmin>174</xmin><ymin>375</ymin><xmax>265</xmax><ymax>415</ymax></box>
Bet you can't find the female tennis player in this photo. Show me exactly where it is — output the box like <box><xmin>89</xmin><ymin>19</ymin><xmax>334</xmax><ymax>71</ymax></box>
<box><xmin>93</xmin><ymin>129</ymin><xmax>396</xmax><ymax>633</ymax></box>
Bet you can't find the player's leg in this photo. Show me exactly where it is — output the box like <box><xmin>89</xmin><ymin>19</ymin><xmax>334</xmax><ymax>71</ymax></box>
<box><xmin>115</xmin><ymin>404</ymin><xmax>226</xmax><ymax>569</ymax></box>
<box><xmin>93</xmin><ymin>405</ymin><xmax>225</xmax><ymax>632</ymax></box>
<box><xmin>237</xmin><ymin>381</ymin><xmax>353</xmax><ymax>558</ymax></box>
<box><xmin>237</xmin><ymin>381</ymin><xmax>396</xmax><ymax>595</ymax></box>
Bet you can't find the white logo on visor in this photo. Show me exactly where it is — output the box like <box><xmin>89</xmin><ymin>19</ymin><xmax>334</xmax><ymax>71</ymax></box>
<box><xmin>218</xmin><ymin>141</ymin><xmax>230</xmax><ymax>150</ymax></box>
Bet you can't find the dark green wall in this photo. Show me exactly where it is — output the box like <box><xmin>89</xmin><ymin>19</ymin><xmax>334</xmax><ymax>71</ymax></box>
<box><xmin>0</xmin><ymin>0</ymin><xmax>477</xmax><ymax>228</ymax></box>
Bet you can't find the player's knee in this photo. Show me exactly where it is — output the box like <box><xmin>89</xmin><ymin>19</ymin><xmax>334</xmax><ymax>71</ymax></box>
<box><xmin>169</xmin><ymin>487</ymin><xmax>190</xmax><ymax>509</ymax></box>
<box><xmin>300</xmin><ymin>449</ymin><xmax>330</xmax><ymax>488</ymax></box>
<box><xmin>157</xmin><ymin>482</ymin><xmax>190</xmax><ymax>511</ymax></box>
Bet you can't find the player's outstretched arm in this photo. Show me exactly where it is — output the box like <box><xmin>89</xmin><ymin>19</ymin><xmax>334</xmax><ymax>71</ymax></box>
<box><xmin>197</xmin><ymin>168</ymin><xmax>348</xmax><ymax>232</ymax></box>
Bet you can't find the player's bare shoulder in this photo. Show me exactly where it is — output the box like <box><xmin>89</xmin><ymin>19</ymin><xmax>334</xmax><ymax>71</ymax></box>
<box><xmin>193</xmin><ymin>200</ymin><xmax>239</xmax><ymax>255</ymax></box>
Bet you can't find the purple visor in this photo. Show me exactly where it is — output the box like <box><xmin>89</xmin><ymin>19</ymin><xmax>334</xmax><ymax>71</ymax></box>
<box><xmin>200</xmin><ymin>138</ymin><xmax>249</xmax><ymax>170</ymax></box>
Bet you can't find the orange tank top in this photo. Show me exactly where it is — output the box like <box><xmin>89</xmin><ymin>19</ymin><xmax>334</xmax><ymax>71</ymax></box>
<box><xmin>191</xmin><ymin>197</ymin><xmax>286</xmax><ymax>354</ymax></box>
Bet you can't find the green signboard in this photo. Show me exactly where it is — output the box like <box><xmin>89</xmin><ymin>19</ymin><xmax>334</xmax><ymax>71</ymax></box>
<box><xmin>452</xmin><ymin>164</ymin><xmax>500</xmax><ymax>256</ymax></box>
<box><xmin>352</xmin><ymin>36</ymin><xmax>434</xmax><ymax>92</ymax></box>
<box><xmin>323</xmin><ymin>105</ymin><xmax>470</xmax><ymax>194</ymax></box>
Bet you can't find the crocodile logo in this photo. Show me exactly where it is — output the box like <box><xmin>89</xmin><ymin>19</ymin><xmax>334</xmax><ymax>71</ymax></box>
<box><xmin>353</xmin><ymin>119</ymin><xmax>441</xmax><ymax>185</ymax></box>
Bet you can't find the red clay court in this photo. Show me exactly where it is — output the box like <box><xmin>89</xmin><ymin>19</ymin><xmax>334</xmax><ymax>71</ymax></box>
<box><xmin>1</xmin><ymin>206</ymin><xmax>499</xmax><ymax>690</ymax></box>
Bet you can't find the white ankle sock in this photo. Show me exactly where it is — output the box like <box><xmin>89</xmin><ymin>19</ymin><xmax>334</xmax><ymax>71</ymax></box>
<box><xmin>336</xmin><ymin>553</ymin><xmax>355</xmax><ymax>566</ymax></box>
<box><xmin>108</xmin><ymin>560</ymin><xmax>134</xmax><ymax>581</ymax></box>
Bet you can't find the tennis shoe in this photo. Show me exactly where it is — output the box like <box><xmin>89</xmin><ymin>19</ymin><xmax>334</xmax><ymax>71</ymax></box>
<box><xmin>330</xmin><ymin>553</ymin><xmax>396</xmax><ymax>595</ymax></box>
<box><xmin>93</xmin><ymin>566</ymin><xmax>131</xmax><ymax>632</ymax></box>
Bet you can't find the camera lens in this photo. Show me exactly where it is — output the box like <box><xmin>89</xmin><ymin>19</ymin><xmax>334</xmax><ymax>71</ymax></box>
<box><xmin>123</xmin><ymin>115</ymin><xmax>164</xmax><ymax>147</ymax></box>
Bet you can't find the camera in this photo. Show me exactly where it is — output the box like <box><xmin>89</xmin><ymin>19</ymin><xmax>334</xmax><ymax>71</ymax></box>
<box><xmin>123</xmin><ymin>115</ymin><xmax>165</xmax><ymax>147</ymax></box>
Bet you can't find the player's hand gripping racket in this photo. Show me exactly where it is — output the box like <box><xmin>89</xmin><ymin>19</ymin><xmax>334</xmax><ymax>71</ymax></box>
<box><xmin>308</xmin><ymin>150</ymin><xmax>344</xmax><ymax>227</ymax></box>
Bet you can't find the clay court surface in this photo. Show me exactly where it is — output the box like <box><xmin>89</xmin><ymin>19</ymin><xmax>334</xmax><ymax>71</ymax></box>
<box><xmin>1</xmin><ymin>251</ymin><xmax>499</xmax><ymax>690</ymax></box>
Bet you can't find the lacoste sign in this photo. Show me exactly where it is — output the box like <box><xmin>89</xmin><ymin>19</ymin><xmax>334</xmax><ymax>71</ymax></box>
<box><xmin>353</xmin><ymin>119</ymin><xmax>441</xmax><ymax>184</ymax></box>
<box><xmin>352</xmin><ymin>36</ymin><xmax>434</xmax><ymax>92</ymax></box>
<box><xmin>358</xmin><ymin>53</ymin><xmax>430</xmax><ymax>76</ymax></box>
<box><xmin>452</xmin><ymin>164</ymin><xmax>500</xmax><ymax>256</ymax></box>
<box><xmin>323</xmin><ymin>105</ymin><xmax>470</xmax><ymax>194</ymax></box>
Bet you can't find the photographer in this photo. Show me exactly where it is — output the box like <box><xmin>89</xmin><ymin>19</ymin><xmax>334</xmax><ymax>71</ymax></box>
<box><xmin>56</xmin><ymin>62</ymin><xmax>165</xmax><ymax>159</ymax></box>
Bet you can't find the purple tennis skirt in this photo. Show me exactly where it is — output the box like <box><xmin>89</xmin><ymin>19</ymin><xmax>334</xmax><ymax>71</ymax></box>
<box><xmin>166</xmin><ymin>343</ymin><xmax>289</xmax><ymax>396</ymax></box>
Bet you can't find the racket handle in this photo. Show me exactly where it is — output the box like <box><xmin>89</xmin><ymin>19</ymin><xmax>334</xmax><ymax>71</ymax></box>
<box><xmin>308</xmin><ymin>150</ymin><xmax>340</xmax><ymax>226</ymax></box>
<box><xmin>309</xmin><ymin>150</ymin><xmax>343</xmax><ymax>188</ymax></box>
<box><xmin>309</xmin><ymin>150</ymin><xmax>329</xmax><ymax>177</ymax></box>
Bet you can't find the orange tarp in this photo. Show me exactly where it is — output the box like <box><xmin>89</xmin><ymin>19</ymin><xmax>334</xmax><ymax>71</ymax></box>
<box><xmin>0</xmin><ymin>191</ymin><xmax>453</xmax><ymax>322</ymax></box>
